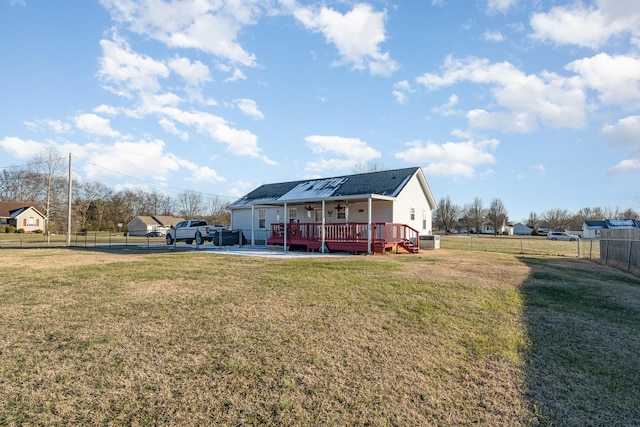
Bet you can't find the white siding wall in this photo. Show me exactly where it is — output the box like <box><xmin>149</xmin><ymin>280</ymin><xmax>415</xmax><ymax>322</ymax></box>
<box><xmin>392</xmin><ymin>174</ymin><xmax>433</xmax><ymax>235</ymax></box>
<box><xmin>128</xmin><ymin>218</ymin><xmax>152</xmax><ymax>236</ymax></box>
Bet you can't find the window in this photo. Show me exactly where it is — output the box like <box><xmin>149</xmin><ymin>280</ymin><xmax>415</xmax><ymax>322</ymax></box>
<box><xmin>410</xmin><ymin>207</ymin><xmax>415</xmax><ymax>221</ymax></box>
<box><xmin>289</xmin><ymin>208</ymin><xmax>297</xmax><ymax>221</ymax></box>
<box><xmin>422</xmin><ymin>209</ymin><xmax>427</xmax><ymax>230</ymax></box>
<box><xmin>315</xmin><ymin>209</ymin><xmax>323</xmax><ymax>222</ymax></box>
<box><xmin>27</xmin><ymin>216</ymin><xmax>36</xmax><ymax>226</ymax></box>
<box><xmin>258</xmin><ymin>209</ymin><xmax>266</xmax><ymax>229</ymax></box>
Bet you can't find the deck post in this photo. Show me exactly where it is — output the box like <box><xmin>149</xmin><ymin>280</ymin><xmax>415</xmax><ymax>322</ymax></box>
<box><xmin>250</xmin><ymin>204</ymin><xmax>255</xmax><ymax>246</ymax></box>
<box><xmin>320</xmin><ymin>200</ymin><xmax>328</xmax><ymax>253</ymax></box>
<box><xmin>283</xmin><ymin>202</ymin><xmax>288</xmax><ymax>252</ymax></box>
<box><xmin>367</xmin><ymin>197</ymin><xmax>372</xmax><ymax>254</ymax></box>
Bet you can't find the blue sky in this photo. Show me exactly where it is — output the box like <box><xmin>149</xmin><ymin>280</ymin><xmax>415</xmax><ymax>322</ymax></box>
<box><xmin>1</xmin><ymin>0</ymin><xmax>639</xmax><ymax>222</ymax></box>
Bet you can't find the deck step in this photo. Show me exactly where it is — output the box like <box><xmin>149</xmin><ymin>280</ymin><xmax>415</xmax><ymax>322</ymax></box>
<box><xmin>399</xmin><ymin>240</ymin><xmax>420</xmax><ymax>254</ymax></box>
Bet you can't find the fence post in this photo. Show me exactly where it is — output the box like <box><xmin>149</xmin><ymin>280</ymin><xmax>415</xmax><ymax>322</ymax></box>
<box><xmin>628</xmin><ymin>240</ymin><xmax>633</xmax><ymax>272</ymax></box>
<box><xmin>520</xmin><ymin>236</ymin><xmax>523</xmax><ymax>254</ymax></box>
<box><xmin>577</xmin><ymin>238</ymin><xmax>581</xmax><ymax>258</ymax></box>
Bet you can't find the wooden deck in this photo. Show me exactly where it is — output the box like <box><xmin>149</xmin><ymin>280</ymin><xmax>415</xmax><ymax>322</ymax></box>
<box><xmin>266</xmin><ymin>222</ymin><xmax>420</xmax><ymax>254</ymax></box>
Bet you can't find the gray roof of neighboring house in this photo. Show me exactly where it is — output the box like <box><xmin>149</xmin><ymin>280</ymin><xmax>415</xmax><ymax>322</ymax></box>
<box><xmin>229</xmin><ymin>167</ymin><xmax>434</xmax><ymax>208</ymax></box>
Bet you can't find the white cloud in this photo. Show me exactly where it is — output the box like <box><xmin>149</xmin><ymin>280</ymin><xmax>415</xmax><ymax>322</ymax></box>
<box><xmin>100</xmin><ymin>0</ymin><xmax>261</xmax><ymax>66</ymax></box>
<box><xmin>487</xmin><ymin>0</ymin><xmax>518</xmax><ymax>14</ymax></box>
<box><xmin>235</xmin><ymin>99</ymin><xmax>264</xmax><ymax>120</ymax></box>
<box><xmin>82</xmin><ymin>139</ymin><xmax>179</xmax><ymax>181</ymax></box>
<box><xmin>224</xmin><ymin>68</ymin><xmax>247</xmax><ymax>82</ymax></box>
<box><xmin>74</xmin><ymin>114</ymin><xmax>121</xmax><ymax>138</ymax></box>
<box><xmin>158</xmin><ymin>118</ymin><xmax>189</xmax><ymax>140</ymax></box>
<box><xmin>186</xmin><ymin>165</ymin><xmax>226</xmax><ymax>183</ymax></box>
<box><xmin>431</xmin><ymin>94</ymin><xmax>459</xmax><ymax>117</ymax></box>
<box><xmin>602</xmin><ymin>115</ymin><xmax>640</xmax><ymax>151</ymax></box>
<box><xmin>168</xmin><ymin>56</ymin><xmax>211</xmax><ymax>87</ymax></box>
<box><xmin>416</xmin><ymin>56</ymin><xmax>586</xmax><ymax>132</ymax></box>
<box><xmin>290</xmin><ymin>3</ymin><xmax>398</xmax><ymax>76</ymax></box>
<box><xmin>482</xmin><ymin>30</ymin><xmax>505</xmax><ymax>42</ymax></box>
<box><xmin>530</xmin><ymin>0</ymin><xmax>640</xmax><ymax>49</ymax></box>
<box><xmin>395</xmin><ymin>139</ymin><xmax>499</xmax><ymax>177</ymax></box>
<box><xmin>392</xmin><ymin>80</ymin><xmax>413</xmax><ymax>104</ymax></box>
<box><xmin>0</xmin><ymin>137</ymin><xmax>47</xmax><ymax>159</ymax></box>
<box><xmin>98</xmin><ymin>36</ymin><xmax>169</xmax><ymax>97</ymax></box>
<box><xmin>46</xmin><ymin>120</ymin><xmax>71</xmax><ymax>134</ymax></box>
<box><xmin>566</xmin><ymin>53</ymin><xmax>640</xmax><ymax>107</ymax></box>
<box><xmin>152</xmin><ymin>106</ymin><xmax>274</xmax><ymax>163</ymax></box>
<box><xmin>93</xmin><ymin>104</ymin><xmax>119</xmax><ymax>115</ymax></box>
<box><xmin>304</xmin><ymin>135</ymin><xmax>380</xmax><ymax>172</ymax></box>
<box><xmin>608</xmin><ymin>159</ymin><xmax>640</xmax><ymax>174</ymax></box>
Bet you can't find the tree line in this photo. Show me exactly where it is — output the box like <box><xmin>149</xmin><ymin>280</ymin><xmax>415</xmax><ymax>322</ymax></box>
<box><xmin>434</xmin><ymin>196</ymin><xmax>640</xmax><ymax>234</ymax></box>
<box><xmin>0</xmin><ymin>150</ymin><xmax>231</xmax><ymax>234</ymax></box>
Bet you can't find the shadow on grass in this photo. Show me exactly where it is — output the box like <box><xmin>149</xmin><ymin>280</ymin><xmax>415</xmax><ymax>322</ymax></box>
<box><xmin>517</xmin><ymin>256</ymin><xmax>640</xmax><ymax>426</ymax></box>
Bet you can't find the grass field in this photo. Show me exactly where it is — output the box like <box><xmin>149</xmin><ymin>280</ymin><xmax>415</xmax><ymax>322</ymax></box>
<box><xmin>1</xmin><ymin>246</ymin><xmax>638</xmax><ymax>425</ymax></box>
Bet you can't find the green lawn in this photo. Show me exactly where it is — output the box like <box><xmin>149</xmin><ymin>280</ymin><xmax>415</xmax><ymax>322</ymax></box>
<box><xmin>0</xmin><ymin>247</ymin><xmax>638</xmax><ymax>425</ymax></box>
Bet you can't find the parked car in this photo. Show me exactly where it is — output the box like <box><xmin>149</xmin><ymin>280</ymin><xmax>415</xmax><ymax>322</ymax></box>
<box><xmin>145</xmin><ymin>231</ymin><xmax>164</xmax><ymax>237</ymax></box>
<box><xmin>547</xmin><ymin>231</ymin><xmax>579</xmax><ymax>241</ymax></box>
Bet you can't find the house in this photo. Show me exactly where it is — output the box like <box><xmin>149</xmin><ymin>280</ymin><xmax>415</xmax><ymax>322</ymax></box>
<box><xmin>127</xmin><ymin>215</ymin><xmax>185</xmax><ymax>236</ymax></box>
<box><xmin>507</xmin><ymin>223</ymin><xmax>533</xmax><ymax>236</ymax></box>
<box><xmin>0</xmin><ymin>201</ymin><xmax>47</xmax><ymax>233</ymax></box>
<box><xmin>583</xmin><ymin>219</ymin><xmax>640</xmax><ymax>239</ymax></box>
<box><xmin>228</xmin><ymin>167</ymin><xmax>437</xmax><ymax>254</ymax></box>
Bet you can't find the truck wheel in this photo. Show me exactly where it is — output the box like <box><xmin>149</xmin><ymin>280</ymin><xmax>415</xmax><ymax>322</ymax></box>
<box><xmin>195</xmin><ymin>232</ymin><xmax>204</xmax><ymax>245</ymax></box>
<box><xmin>166</xmin><ymin>235</ymin><xmax>174</xmax><ymax>245</ymax></box>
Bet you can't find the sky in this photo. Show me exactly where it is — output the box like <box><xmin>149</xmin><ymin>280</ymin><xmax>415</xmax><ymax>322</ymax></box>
<box><xmin>1</xmin><ymin>0</ymin><xmax>639</xmax><ymax>222</ymax></box>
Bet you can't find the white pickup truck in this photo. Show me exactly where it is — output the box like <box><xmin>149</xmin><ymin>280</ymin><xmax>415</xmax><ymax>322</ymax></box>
<box><xmin>165</xmin><ymin>220</ymin><xmax>226</xmax><ymax>245</ymax></box>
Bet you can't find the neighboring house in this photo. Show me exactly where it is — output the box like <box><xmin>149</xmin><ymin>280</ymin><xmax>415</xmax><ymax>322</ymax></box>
<box><xmin>127</xmin><ymin>215</ymin><xmax>185</xmax><ymax>236</ymax></box>
<box><xmin>0</xmin><ymin>201</ymin><xmax>47</xmax><ymax>233</ymax></box>
<box><xmin>228</xmin><ymin>167</ymin><xmax>437</xmax><ymax>254</ymax></box>
<box><xmin>459</xmin><ymin>220</ymin><xmax>508</xmax><ymax>235</ymax></box>
<box><xmin>583</xmin><ymin>219</ymin><xmax>640</xmax><ymax>239</ymax></box>
<box><xmin>507</xmin><ymin>223</ymin><xmax>533</xmax><ymax>236</ymax></box>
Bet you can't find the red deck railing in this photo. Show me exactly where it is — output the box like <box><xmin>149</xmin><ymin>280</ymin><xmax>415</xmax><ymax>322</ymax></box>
<box><xmin>267</xmin><ymin>222</ymin><xmax>420</xmax><ymax>253</ymax></box>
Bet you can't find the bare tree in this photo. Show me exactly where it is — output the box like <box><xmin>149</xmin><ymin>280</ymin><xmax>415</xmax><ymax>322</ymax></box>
<box><xmin>178</xmin><ymin>191</ymin><xmax>204</xmax><ymax>219</ymax></box>
<box><xmin>29</xmin><ymin>148</ymin><xmax>66</xmax><ymax>235</ymax></box>
<box><xmin>352</xmin><ymin>160</ymin><xmax>383</xmax><ymax>174</ymax></box>
<box><xmin>73</xmin><ymin>181</ymin><xmax>112</xmax><ymax>231</ymax></box>
<box><xmin>464</xmin><ymin>197</ymin><xmax>485</xmax><ymax>234</ymax></box>
<box><xmin>433</xmin><ymin>196</ymin><xmax>459</xmax><ymax>233</ymax></box>
<box><xmin>542</xmin><ymin>208</ymin><xmax>572</xmax><ymax>231</ymax></box>
<box><xmin>205</xmin><ymin>196</ymin><xmax>231</xmax><ymax>226</ymax></box>
<box><xmin>619</xmin><ymin>208</ymin><xmax>639</xmax><ymax>219</ymax></box>
<box><xmin>486</xmin><ymin>198</ymin><xmax>508</xmax><ymax>235</ymax></box>
<box><xmin>527</xmin><ymin>212</ymin><xmax>540</xmax><ymax>229</ymax></box>
<box><xmin>0</xmin><ymin>167</ymin><xmax>41</xmax><ymax>202</ymax></box>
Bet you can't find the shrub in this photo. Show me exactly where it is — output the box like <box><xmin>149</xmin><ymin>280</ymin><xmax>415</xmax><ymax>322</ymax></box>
<box><xmin>17</xmin><ymin>228</ymin><xmax>25</xmax><ymax>234</ymax></box>
<box><xmin>34</xmin><ymin>229</ymin><xmax>44</xmax><ymax>234</ymax></box>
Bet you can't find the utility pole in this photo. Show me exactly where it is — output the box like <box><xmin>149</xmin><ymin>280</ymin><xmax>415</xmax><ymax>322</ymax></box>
<box><xmin>66</xmin><ymin>153</ymin><xmax>72</xmax><ymax>246</ymax></box>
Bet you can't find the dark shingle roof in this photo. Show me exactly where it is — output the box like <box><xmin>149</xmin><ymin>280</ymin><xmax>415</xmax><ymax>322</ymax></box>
<box><xmin>229</xmin><ymin>167</ymin><xmax>426</xmax><ymax>207</ymax></box>
<box><xmin>0</xmin><ymin>202</ymin><xmax>46</xmax><ymax>218</ymax></box>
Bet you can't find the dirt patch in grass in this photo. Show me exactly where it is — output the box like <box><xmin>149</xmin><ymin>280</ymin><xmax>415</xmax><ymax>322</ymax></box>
<box><xmin>1</xmin><ymin>248</ymin><xmax>638</xmax><ymax>426</ymax></box>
